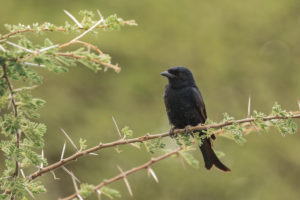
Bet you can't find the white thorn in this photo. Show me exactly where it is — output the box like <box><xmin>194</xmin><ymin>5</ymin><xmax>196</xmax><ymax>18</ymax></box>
<box><xmin>62</xmin><ymin>166</ymin><xmax>80</xmax><ymax>183</ymax></box>
<box><xmin>97</xmin><ymin>190</ymin><xmax>102</xmax><ymax>200</ymax></box>
<box><xmin>89</xmin><ymin>152</ymin><xmax>98</xmax><ymax>156</ymax></box>
<box><xmin>117</xmin><ymin>166</ymin><xmax>133</xmax><ymax>197</ymax></box>
<box><xmin>60</xmin><ymin>128</ymin><xmax>79</xmax><ymax>151</ymax></box>
<box><xmin>63</xmin><ymin>10</ymin><xmax>83</xmax><ymax>28</ymax></box>
<box><xmin>97</xmin><ymin>9</ymin><xmax>106</xmax><ymax>27</ymax></box>
<box><xmin>22</xmin><ymin>62</ymin><xmax>46</xmax><ymax>68</ymax></box>
<box><xmin>25</xmin><ymin>187</ymin><xmax>36</xmax><ymax>199</ymax></box>
<box><xmin>70</xmin><ymin>17</ymin><xmax>104</xmax><ymax>43</ymax></box>
<box><xmin>248</xmin><ymin>95</ymin><xmax>251</xmax><ymax>118</ymax></box>
<box><xmin>77</xmin><ymin>195</ymin><xmax>84</xmax><ymax>200</ymax></box>
<box><xmin>6</xmin><ymin>41</ymin><xmax>34</xmax><ymax>53</ymax></box>
<box><xmin>129</xmin><ymin>143</ymin><xmax>140</xmax><ymax>149</ymax></box>
<box><xmin>40</xmin><ymin>149</ymin><xmax>44</xmax><ymax>168</ymax></box>
<box><xmin>20</xmin><ymin>169</ymin><xmax>26</xmax><ymax>178</ymax></box>
<box><xmin>0</xmin><ymin>44</ymin><xmax>6</xmax><ymax>52</ymax></box>
<box><xmin>39</xmin><ymin>44</ymin><xmax>59</xmax><ymax>53</ymax></box>
<box><xmin>147</xmin><ymin>167</ymin><xmax>159</xmax><ymax>183</ymax></box>
<box><xmin>112</xmin><ymin>116</ymin><xmax>122</xmax><ymax>138</ymax></box>
<box><xmin>61</xmin><ymin>141</ymin><xmax>66</xmax><ymax>160</ymax></box>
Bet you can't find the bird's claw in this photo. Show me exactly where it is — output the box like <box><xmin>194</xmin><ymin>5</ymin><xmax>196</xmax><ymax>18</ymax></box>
<box><xmin>184</xmin><ymin>125</ymin><xmax>193</xmax><ymax>135</ymax></box>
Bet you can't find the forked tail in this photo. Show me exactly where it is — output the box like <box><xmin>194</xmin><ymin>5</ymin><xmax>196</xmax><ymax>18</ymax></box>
<box><xmin>199</xmin><ymin>136</ymin><xmax>231</xmax><ymax>172</ymax></box>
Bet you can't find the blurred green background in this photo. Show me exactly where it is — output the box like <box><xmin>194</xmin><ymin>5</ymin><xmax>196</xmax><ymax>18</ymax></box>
<box><xmin>1</xmin><ymin>0</ymin><xmax>300</xmax><ymax>199</ymax></box>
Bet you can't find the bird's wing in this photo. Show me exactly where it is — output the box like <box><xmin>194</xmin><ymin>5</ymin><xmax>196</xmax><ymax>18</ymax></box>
<box><xmin>191</xmin><ymin>87</ymin><xmax>207</xmax><ymax>122</ymax></box>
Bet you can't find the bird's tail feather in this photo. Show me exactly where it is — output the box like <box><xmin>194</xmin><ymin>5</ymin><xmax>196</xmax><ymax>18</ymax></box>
<box><xmin>199</xmin><ymin>137</ymin><xmax>231</xmax><ymax>172</ymax></box>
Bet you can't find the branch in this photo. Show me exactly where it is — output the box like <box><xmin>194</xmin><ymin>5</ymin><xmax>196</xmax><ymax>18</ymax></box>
<box><xmin>28</xmin><ymin>112</ymin><xmax>300</xmax><ymax>181</ymax></box>
<box><xmin>60</xmin><ymin>147</ymin><xmax>183</xmax><ymax>200</ymax></box>
<box><xmin>55</xmin><ymin>52</ymin><xmax>121</xmax><ymax>73</ymax></box>
<box><xmin>1</xmin><ymin>64</ymin><xmax>20</xmax><ymax>179</ymax></box>
<box><xmin>0</xmin><ymin>20</ymin><xmax>136</xmax><ymax>40</ymax></box>
<box><xmin>59</xmin><ymin>40</ymin><xmax>103</xmax><ymax>54</ymax></box>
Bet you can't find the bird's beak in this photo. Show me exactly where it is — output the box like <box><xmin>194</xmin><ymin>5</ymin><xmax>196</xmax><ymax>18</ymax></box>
<box><xmin>160</xmin><ymin>71</ymin><xmax>176</xmax><ymax>78</ymax></box>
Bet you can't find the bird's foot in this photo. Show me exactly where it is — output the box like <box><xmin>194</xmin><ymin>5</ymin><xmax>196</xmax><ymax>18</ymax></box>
<box><xmin>169</xmin><ymin>127</ymin><xmax>177</xmax><ymax>138</ymax></box>
<box><xmin>184</xmin><ymin>125</ymin><xmax>193</xmax><ymax>135</ymax></box>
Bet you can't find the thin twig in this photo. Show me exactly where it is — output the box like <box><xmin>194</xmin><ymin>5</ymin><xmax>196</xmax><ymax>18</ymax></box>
<box><xmin>60</xmin><ymin>147</ymin><xmax>183</xmax><ymax>200</ymax></box>
<box><xmin>59</xmin><ymin>40</ymin><xmax>103</xmax><ymax>54</ymax></box>
<box><xmin>55</xmin><ymin>52</ymin><xmax>121</xmax><ymax>73</ymax></box>
<box><xmin>50</xmin><ymin>171</ymin><xmax>60</xmax><ymax>180</ymax></box>
<box><xmin>29</xmin><ymin>112</ymin><xmax>300</xmax><ymax>181</ymax></box>
<box><xmin>0</xmin><ymin>19</ymin><xmax>135</xmax><ymax>40</ymax></box>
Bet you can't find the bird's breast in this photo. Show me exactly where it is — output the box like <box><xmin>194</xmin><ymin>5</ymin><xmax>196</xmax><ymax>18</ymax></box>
<box><xmin>164</xmin><ymin>87</ymin><xmax>202</xmax><ymax>128</ymax></box>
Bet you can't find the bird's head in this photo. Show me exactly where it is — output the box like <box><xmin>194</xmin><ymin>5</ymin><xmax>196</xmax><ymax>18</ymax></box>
<box><xmin>161</xmin><ymin>66</ymin><xmax>196</xmax><ymax>89</ymax></box>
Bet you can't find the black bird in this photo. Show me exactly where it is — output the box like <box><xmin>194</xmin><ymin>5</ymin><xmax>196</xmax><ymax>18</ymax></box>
<box><xmin>161</xmin><ymin>66</ymin><xmax>230</xmax><ymax>172</ymax></box>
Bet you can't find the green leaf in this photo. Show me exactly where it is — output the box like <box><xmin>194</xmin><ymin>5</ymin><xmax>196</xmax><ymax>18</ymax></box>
<box><xmin>26</xmin><ymin>181</ymin><xmax>46</xmax><ymax>195</ymax></box>
<box><xmin>79</xmin><ymin>138</ymin><xmax>87</xmax><ymax>150</ymax></box>
<box><xmin>121</xmin><ymin>126</ymin><xmax>133</xmax><ymax>137</ymax></box>
<box><xmin>79</xmin><ymin>183</ymin><xmax>94</xmax><ymax>198</ymax></box>
<box><xmin>101</xmin><ymin>186</ymin><xmax>121</xmax><ymax>199</ymax></box>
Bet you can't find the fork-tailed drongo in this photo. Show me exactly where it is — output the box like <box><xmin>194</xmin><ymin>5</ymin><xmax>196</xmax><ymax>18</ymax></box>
<box><xmin>161</xmin><ymin>66</ymin><xmax>230</xmax><ymax>171</ymax></box>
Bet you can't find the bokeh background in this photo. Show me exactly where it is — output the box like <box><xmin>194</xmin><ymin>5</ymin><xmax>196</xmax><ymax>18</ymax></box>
<box><xmin>1</xmin><ymin>0</ymin><xmax>300</xmax><ymax>199</ymax></box>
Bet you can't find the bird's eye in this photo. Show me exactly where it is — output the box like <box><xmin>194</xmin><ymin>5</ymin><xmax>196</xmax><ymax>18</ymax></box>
<box><xmin>170</xmin><ymin>70</ymin><xmax>179</xmax><ymax>76</ymax></box>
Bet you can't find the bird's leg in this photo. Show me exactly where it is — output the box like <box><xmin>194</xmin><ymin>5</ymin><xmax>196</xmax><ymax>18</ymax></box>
<box><xmin>169</xmin><ymin>126</ymin><xmax>177</xmax><ymax>138</ymax></box>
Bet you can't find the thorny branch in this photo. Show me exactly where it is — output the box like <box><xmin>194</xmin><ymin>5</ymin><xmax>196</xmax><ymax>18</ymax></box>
<box><xmin>60</xmin><ymin>146</ymin><xmax>183</xmax><ymax>200</ymax></box>
<box><xmin>1</xmin><ymin>64</ymin><xmax>23</xmax><ymax>200</ymax></box>
<box><xmin>0</xmin><ymin>10</ymin><xmax>136</xmax><ymax>73</ymax></box>
<box><xmin>55</xmin><ymin>51</ymin><xmax>120</xmax><ymax>73</ymax></box>
<box><xmin>1</xmin><ymin>64</ymin><xmax>20</xmax><ymax>179</ymax></box>
<box><xmin>29</xmin><ymin>112</ymin><xmax>300</xmax><ymax>181</ymax></box>
<box><xmin>0</xmin><ymin>20</ymin><xmax>136</xmax><ymax>41</ymax></box>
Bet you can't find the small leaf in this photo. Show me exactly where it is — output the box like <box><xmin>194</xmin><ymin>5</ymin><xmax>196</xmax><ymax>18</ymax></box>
<box><xmin>101</xmin><ymin>186</ymin><xmax>121</xmax><ymax>199</ymax></box>
<box><xmin>121</xmin><ymin>126</ymin><xmax>133</xmax><ymax>137</ymax></box>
